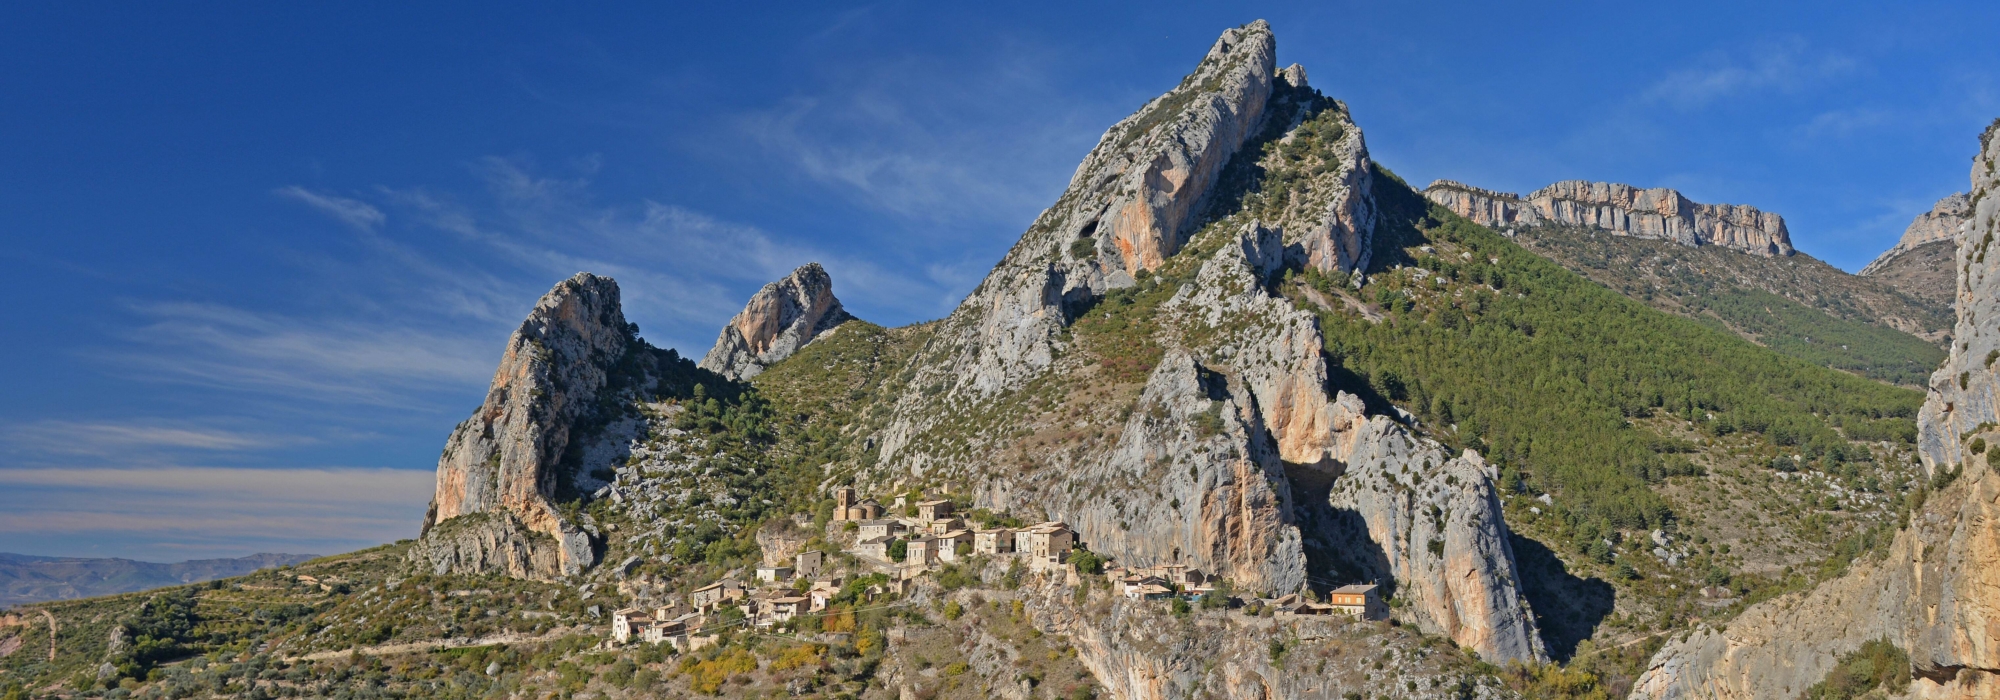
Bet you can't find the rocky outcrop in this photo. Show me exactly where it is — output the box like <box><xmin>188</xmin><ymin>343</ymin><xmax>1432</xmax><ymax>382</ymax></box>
<box><xmin>1629</xmin><ymin>123</ymin><xmax>2000</xmax><ymax>700</ymax></box>
<box><xmin>1629</xmin><ymin>463</ymin><xmax>2000</xmax><ymax>700</ymax></box>
<box><xmin>698</xmin><ymin>262</ymin><xmax>852</xmax><ymax>381</ymax></box>
<box><xmin>1150</xmin><ymin>221</ymin><xmax>1541</xmax><ymax>663</ymax></box>
<box><xmin>406</xmin><ymin>511</ymin><xmax>563</xmax><ymax>579</ymax></box>
<box><xmin>1425</xmin><ymin>180</ymin><xmax>1795</xmax><ymax>257</ymax></box>
<box><xmin>1253</xmin><ymin>79</ymin><xmax>1377</xmax><ymax>276</ymax></box>
<box><xmin>419</xmin><ymin>273</ymin><xmax>633</xmax><ymax>578</ymax></box>
<box><xmin>1863</xmin><ymin>193</ymin><xmax>1972</xmax><ymax>309</ymax></box>
<box><xmin>1864</xmin><ymin>193</ymin><xmax>1971</xmax><ymax>275</ymax></box>
<box><xmin>1323</xmin><ymin>429</ymin><xmax>1546</xmax><ymax>662</ymax></box>
<box><xmin>1163</xmin><ymin>222</ymin><xmax>1356</xmax><ymax>470</ymax></box>
<box><xmin>1031</xmin><ymin>347</ymin><xmax>1305</xmax><ymax>595</ymax></box>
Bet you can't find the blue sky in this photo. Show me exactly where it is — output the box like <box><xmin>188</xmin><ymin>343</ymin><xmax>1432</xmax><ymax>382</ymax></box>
<box><xmin>4</xmin><ymin>2</ymin><xmax>1996</xmax><ymax>562</ymax></box>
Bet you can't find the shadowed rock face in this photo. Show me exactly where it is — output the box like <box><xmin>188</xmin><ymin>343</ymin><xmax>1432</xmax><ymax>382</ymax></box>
<box><xmin>698</xmin><ymin>262</ymin><xmax>853</xmax><ymax>381</ymax></box>
<box><xmin>1425</xmin><ymin>179</ymin><xmax>1794</xmax><ymax>256</ymax></box>
<box><xmin>1630</xmin><ymin>123</ymin><xmax>2000</xmax><ymax>700</ymax></box>
<box><xmin>419</xmin><ymin>272</ymin><xmax>631</xmax><ymax>578</ymax></box>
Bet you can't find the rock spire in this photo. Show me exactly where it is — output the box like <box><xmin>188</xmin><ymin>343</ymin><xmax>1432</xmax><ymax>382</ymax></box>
<box><xmin>699</xmin><ymin>262</ymin><xmax>853</xmax><ymax>381</ymax></box>
<box><xmin>413</xmin><ymin>273</ymin><xmax>630</xmax><ymax>579</ymax></box>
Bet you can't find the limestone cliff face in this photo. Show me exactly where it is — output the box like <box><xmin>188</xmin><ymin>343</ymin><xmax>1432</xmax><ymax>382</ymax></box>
<box><xmin>1629</xmin><ymin>123</ymin><xmax>2000</xmax><ymax>700</ymax></box>
<box><xmin>698</xmin><ymin>262</ymin><xmax>852</xmax><ymax>381</ymax></box>
<box><xmin>1162</xmin><ymin>223</ymin><xmax>1357</xmax><ymax>472</ymax></box>
<box><xmin>418</xmin><ymin>273</ymin><xmax>631</xmax><ymax>578</ymax></box>
<box><xmin>939</xmin><ymin>226</ymin><xmax>1310</xmax><ymax>596</ymax></box>
<box><xmin>1864</xmin><ymin>193</ymin><xmax>1972</xmax><ymax>311</ymax></box>
<box><xmin>1090</xmin><ymin>23</ymin><xmax>1275</xmax><ymax>276</ymax></box>
<box><xmin>1026</xmin><ymin>347</ymin><xmax>1305</xmax><ymax>594</ymax></box>
<box><xmin>407</xmin><ymin>512</ymin><xmax>563</xmax><ymax>580</ymax></box>
<box><xmin>1251</xmin><ymin>70</ymin><xmax>1378</xmax><ymax>276</ymax></box>
<box><xmin>1920</xmin><ymin>136</ymin><xmax>2000</xmax><ymax>473</ymax></box>
<box><xmin>1323</xmin><ymin>429</ymin><xmax>1546</xmax><ymax>663</ymax></box>
<box><xmin>1628</xmin><ymin>466</ymin><xmax>2000</xmax><ymax>700</ymax></box>
<box><xmin>1424</xmin><ymin>180</ymin><xmax>1794</xmax><ymax>257</ymax></box>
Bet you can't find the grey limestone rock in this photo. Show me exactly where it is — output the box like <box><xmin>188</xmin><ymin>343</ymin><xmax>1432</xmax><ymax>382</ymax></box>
<box><xmin>407</xmin><ymin>511</ymin><xmax>564</xmax><ymax>579</ymax></box>
<box><xmin>1323</xmin><ymin>423</ymin><xmax>1546</xmax><ymax>662</ymax></box>
<box><xmin>698</xmin><ymin>262</ymin><xmax>853</xmax><ymax>381</ymax></box>
<box><xmin>1919</xmin><ymin>136</ymin><xmax>2000</xmax><ymax>473</ymax></box>
<box><xmin>1861</xmin><ymin>192</ymin><xmax>1970</xmax><ymax>276</ymax></box>
<box><xmin>419</xmin><ymin>272</ymin><xmax>631</xmax><ymax>578</ymax></box>
<box><xmin>1425</xmin><ymin>179</ymin><xmax>1795</xmax><ymax>256</ymax></box>
<box><xmin>1039</xmin><ymin>348</ymin><xmax>1305</xmax><ymax>595</ymax></box>
<box><xmin>856</xmin><ymin>22</ymin><xmax>1541</xmax><ymax>664</ymax></box>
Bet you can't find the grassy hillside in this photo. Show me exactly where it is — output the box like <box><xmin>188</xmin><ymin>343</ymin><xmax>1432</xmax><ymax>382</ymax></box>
<box><xmin>1511</xmin><ymin>224</ymin><xmax>1947</xmax><ymax>385</ymax></box>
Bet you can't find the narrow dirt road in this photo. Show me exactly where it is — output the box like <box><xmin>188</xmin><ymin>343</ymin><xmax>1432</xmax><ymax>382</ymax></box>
<box><xmin>41</xmin><ymin>610</ymin><xmax>57</xmax><ymax>662</ymax></box>
<box><xmin>288</xmin><ymin>628</ymin><xmax>581</xmax><ymax>662</ymax></box>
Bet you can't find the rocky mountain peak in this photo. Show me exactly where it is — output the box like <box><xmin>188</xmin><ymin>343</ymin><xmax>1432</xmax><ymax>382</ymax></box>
<box><xmin>1860</xmin><ymin>192</ymin><xmax>1970</xmax><ymax>274</ymax></box>
<box><xmin>699</xmin><ymin>262</ymin><xmax>853</xmax><ymax>381</ymax></box>
<box><xmin>1280</xmin><ymin>62</ymin><xmax>1308</xmax><ymax>89</ymax></box>
<box><xmin>1082</xmin><ymin>20</ymin><xmax>1277</xmax><ymax>276</ymax></box>
<box><xmin>1858</xmin><ymin>192</ymin><xmax>1971</xmax><ymax>308</ymax></box>
<box><xmin>859</xmin><ymin>22</ymin><xmax>1538</xmax><ymax>663</ymax></box>
<box><xmin>1425</xmin><ymin>178</ymin><xmax>1796</xmax><ymax>256</ymax></box>
<box><xmin>413</xmin><ymin>272</ymin><xmax>633</xmax><ymax>579</ymax></box>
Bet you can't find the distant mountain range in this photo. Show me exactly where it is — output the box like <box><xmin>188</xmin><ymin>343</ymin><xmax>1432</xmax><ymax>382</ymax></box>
<box><xmin>0</xmin><ymin>552</ymin><xmax>317</xmax><ymax>606</ymax></box>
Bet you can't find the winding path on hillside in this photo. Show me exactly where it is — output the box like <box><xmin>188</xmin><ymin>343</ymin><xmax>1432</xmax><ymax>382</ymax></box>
<box><xmin>41</xmin><ymin>610</ymin><xmax>56</xmax><ymax>661</ymax></box>
<box><xmin>287</xmin><ymin>627</ymin><xmax>582</xmax><ymax>662</ymax></box>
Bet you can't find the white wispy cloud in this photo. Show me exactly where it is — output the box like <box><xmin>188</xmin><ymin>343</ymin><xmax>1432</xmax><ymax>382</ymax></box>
<box><xmin>383</xmin><ymin>158</ymin><xmax>968</xmax><ymax>349</ymax></box>
<box><xmin>2</xmin><ymin>420</ymin><xmax>299</xmax><ymax>457</ymax></box>
<box><xmin>276</xmin><ymin>186</ymin><xmax>387</xmax><ymax>232</ymax></box>
<box><xmin>1642</xmin><ymin>37</ymin><xmax>1858</xmax><ymax>110</ymax></box>
<box><xmin>727</xmin><ymin>48</ymin><xmax>1099</xmax><ymax>228</ymax></box>
<box><xmin>100</xmin><ymin>301</ymin><xmax>494</xmax><ymax>407</ymax></box>
<box><xmin>0</xmin><ymin>467</ymin><xmax>435</xmax><ymax>560</ymax></box>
